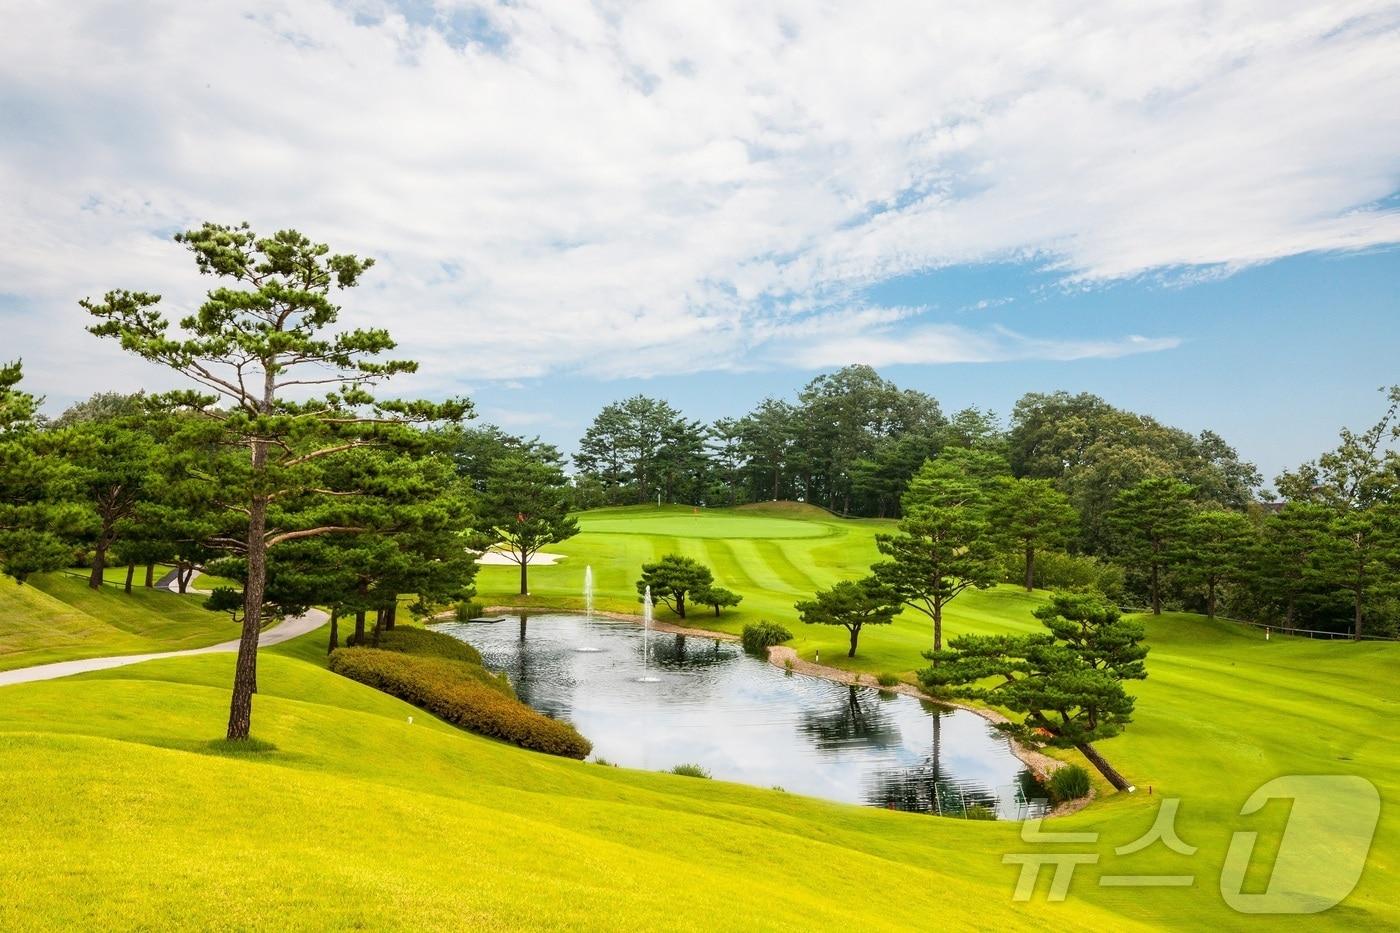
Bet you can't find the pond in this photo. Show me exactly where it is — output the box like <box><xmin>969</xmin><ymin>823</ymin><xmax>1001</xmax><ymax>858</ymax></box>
<box><xmin>435</xmin><ymin>613</ymin><xmax>1045</xmax><ymax>819</ymax></box>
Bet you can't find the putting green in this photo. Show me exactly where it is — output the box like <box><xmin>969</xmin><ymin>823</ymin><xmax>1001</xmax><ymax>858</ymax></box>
<box><xmin>579</xmin><ymin>508</ymin><xmax>834</xmax><ymax>539</ymax></box>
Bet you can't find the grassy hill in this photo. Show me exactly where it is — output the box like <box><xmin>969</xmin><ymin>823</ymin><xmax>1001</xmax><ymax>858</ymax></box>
<box><xmin>0</xmin><ymin>572</ymin><xmax>236</xmax><ymax>672</ymax></box>
<box><xmin>0</xmin><ymin>504</ymin><xmax>1395</xmax><ymax>928</ymax></box>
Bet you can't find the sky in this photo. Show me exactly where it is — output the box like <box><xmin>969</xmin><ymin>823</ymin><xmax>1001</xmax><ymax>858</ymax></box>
<box><xmin>1</xmin><ymin>0</ymin><xmax>1398</xmax><ymax>483</ymax></box>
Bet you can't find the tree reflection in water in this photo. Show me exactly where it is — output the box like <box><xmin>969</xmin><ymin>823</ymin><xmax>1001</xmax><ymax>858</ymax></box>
<box><xmin>862</xmin><ymin>712</ymin><xmax>1002</xmax><ymax>815</ymax></box>
<box><xmin>799</xmin><ymin>685</ymin><xmax>901</xmax><ymax>751</ymax></box>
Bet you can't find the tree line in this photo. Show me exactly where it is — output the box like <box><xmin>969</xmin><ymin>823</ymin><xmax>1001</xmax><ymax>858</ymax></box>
<box><xmin>575</xmin><ymin>373</ymin><xmax>1400</xmax><ymax>638</ymax></box>
<box><xmin>0</xmin><ymin>224</ymin><xmax>577</xmax><ymax>742</ymax></box>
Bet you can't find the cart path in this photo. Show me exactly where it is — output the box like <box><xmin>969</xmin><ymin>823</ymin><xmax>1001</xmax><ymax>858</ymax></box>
<box><xmin>0</xmin><ymin>604</ymin><xmax>328</xmax><ymax>687</ymax></box>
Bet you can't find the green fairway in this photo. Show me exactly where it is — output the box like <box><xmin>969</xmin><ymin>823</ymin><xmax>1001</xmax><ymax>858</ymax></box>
<box><xmin>1</xmin><ymin>504</ymin><xmax>1395</xmax><ymax>928</ymax></box>
<box><xmin>0</xmin><ymin>572</ymin><xmax>236</xmax><ymax>672</ymax></box>
<box><xmin>475</xmin><ymin>504</ymin><xmax>1047</xmax><ymax>675</ymax></box>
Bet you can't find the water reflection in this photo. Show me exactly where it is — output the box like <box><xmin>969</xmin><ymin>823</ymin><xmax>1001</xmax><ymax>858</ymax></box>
<box><xmin>799</xmin><ymin>686</ymin><xmax>902</xmax><ymax>751</ymax></box>
<box><xmin>436</xmin><ymin>613</ymin><xmax>1045</xmax><ymax>818</ymax></box>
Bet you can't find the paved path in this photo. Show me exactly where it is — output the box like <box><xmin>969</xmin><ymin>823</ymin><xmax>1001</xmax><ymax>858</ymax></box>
<box><xmin>0</xmin><ymin>602</ymin><xmax>329</xmax><ymax>687</ymax></box>
<box><xmin>154</xmin><ymin>567</ymin><xmax>212</xmax><ymax>596</ymax></box>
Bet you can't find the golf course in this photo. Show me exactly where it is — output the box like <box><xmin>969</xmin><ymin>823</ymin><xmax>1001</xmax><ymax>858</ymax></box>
<box><xmin>1</xmin><ymin>504</ymin><xmax>1393</xmax><ymax>929</ymax></box>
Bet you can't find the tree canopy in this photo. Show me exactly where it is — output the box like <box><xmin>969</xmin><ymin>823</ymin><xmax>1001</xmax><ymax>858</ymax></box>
<box><xmin>920</xmin><ymin>590</ymin><xmax>1148</xmax><ymax>790</ymax></box>
<box><xmin>82</xmin><ymin>223</ymin><xmax>471</xmax><ymax>740</ymax></box>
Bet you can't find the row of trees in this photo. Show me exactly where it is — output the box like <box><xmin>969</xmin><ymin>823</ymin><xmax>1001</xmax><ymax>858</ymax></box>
<box><xmin>575</xmin><ymin>371</ymin><xmax>1400</xmax><ymax>637</ymax></box>
<box><xmin>786</xmin><ymin>424</ymin><xmax>1400</xmax><ymax>647</ymax></box>
<box><xmin>571</xmin><ymin>367</ymin><xmax>1262</xmax><ymax>529</ymax></box>
<box><xmin>0</xmin><ymin>224</ymin><xmax>580</xmax><ymax>742</ymax></box>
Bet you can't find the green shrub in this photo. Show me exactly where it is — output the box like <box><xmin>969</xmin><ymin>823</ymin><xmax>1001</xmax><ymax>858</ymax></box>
<box><xmin>455</xmin><ymin>599</ymin><xmax>486</xmax><ymax>622</ymax></box>
<box><xmin>876</xmin><ymin>672</ymin><xmax>901</xmax><ymax>687</ymax></box>
<box><xmin>668</xmin><ymin>763</ymin><xmax>711</xmax><ymax>779</ymax></box>
<box><xmin>1006</xmin><ymin>550</ymin><xmax>1125</xmax><ymax>599</ymax></box>
<box><xmin>328</xmin><ymin>648</ymin><xmax>590</xmax><ymax>759</ymax></box>
<box><xmin>1047</xmin><ymin>764</ymin><xmax>1092</xmax><ymax>803</ymax></box>
<box><xmin>349</xmin><ymin>626</ymin><xmax>483</xmax><ymax>665</ymax></box>
<box><xmin>963</xmin><ymin>804</ymin><xmax>998</xmax><ymax>821</ymax></box>
<box><xmin>741</xmin><ymin>620</ymin><xmax>792</xmax><ymax>656</ymax></box>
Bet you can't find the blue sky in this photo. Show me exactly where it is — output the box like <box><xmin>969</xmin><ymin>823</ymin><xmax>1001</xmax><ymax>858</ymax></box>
<box><xmin>465</xmin><ymin>245</ymin><xmax>1400</xmax><ymax>484</ymax></box>
<box><xmin>1</xmin><ymin>2</ymin><xmax>1397</xmax><ymax>484</ymax></box>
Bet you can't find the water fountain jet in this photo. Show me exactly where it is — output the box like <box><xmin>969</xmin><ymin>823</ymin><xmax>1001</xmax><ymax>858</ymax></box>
<box><xmin>637</xmin><ymin>584</ymin><xmax>660</xmax><ymax>682</ymax></box>
<box><xmin>574</xmin><ymin>565</ymin><xmax>603</xmax><ymax>652</ymax></box>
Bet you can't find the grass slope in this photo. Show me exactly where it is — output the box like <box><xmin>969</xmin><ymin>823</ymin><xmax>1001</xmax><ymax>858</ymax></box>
<box><xmin>0</xmin><ymin>572</ymin><xmax>237</xmax><ymax>671</ymax></box>
<box><xmin>0</xmin><ymin>642</ymin><xmax>1142</xmax><ymax>931</ymax></box>
<box><xmin>469</xmin><ymin>504</ymin><xmax>1400</xmax><ymax>927</ymax></box>
<box><xmin>1</xmin><ymin>505</ymin><xmax>1395</xmax><ymax>927</ymax></box>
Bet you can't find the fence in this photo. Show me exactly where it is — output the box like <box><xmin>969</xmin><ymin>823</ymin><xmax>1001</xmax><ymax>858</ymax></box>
<box><xmin>1118</xmin><ymin>605</ymin><xmax>1400</xmax><ymax>642</ymax></box>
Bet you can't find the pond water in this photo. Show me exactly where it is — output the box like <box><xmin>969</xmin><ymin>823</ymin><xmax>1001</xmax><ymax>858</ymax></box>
<box><xmin>435</xmin><ymin>613</ymin><xmax>1045</xmax><ymax>819</ymax></box>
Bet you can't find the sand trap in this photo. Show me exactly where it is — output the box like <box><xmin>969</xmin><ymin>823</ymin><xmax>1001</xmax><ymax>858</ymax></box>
<box><xmin>474</xmin><ymin>550</ymin><xmax>567</xmax><ymax>566</ymax></box>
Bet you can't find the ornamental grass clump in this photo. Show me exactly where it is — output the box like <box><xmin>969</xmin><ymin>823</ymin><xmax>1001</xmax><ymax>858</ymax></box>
<box><xmin>740</xmin><ymin>621</ymin><xmax>792</xmax><ymax>656</ymax></box>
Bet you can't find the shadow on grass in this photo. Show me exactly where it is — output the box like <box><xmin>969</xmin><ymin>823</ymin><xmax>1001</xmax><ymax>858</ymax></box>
<box><xmin>200</xmin><ymin>737</ymin><xmax>280</xmax><ymax>757</ymax></box>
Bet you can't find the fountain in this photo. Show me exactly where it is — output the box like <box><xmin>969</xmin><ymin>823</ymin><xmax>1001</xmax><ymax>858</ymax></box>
<box><xmin>637</xmin><ymin>584</ymin><xmax>660</xmax><ymax>682</ymax></box>
<box><xmin>574</xmin><ymin>565</ymin><xmax>602</xmax><ymax>652</ymax></box>
<box><xmin>584</xmin><ymin>566</ymin><xmax>594</xmax><ymax>622</ymax></box>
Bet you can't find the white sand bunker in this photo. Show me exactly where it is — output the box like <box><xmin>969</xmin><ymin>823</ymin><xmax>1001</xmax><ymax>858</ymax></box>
<box><xmin>474</xmin><ymin>550</ymin><xmax>567</xmax><ymax>566</ymax></box>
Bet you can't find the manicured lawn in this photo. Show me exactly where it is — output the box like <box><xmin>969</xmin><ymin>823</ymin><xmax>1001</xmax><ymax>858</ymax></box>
<box><xmin>476</xmin><ymin>503</ymin><xmax>1047</xmax><ymax>675</ymax></box>
<box><xmin>0</xmin><ymin>504</ymin><xmax>1394</xmax><ymax>928</ymax></box>
<box><xmin>0</xmin><ymin>572</ymin><xmax>236</xmax><ymax>671</ymax></box>
<box><xmin>0</xmin><ymin>642</ymin><xmax>1140</xmax><ymax>931</ymax></box>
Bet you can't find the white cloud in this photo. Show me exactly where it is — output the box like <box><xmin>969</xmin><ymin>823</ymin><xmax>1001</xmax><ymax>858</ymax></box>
<box><xmin>0</xmin><ymin>0</ymin><xmax>1397</xmax><ymax>402</ymax></box>
<box><xmin>786</xmin><ymin>323</ymin><xmax>1182</xmax><ymax>369</ymax></box>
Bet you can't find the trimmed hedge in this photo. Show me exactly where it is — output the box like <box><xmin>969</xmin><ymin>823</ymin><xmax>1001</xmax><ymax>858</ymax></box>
<box><xmin>328</xmin><ymin>648</ymin><xmax>591</xmax><ymax>759</ymax></box>
<box><xmin>347</xmin><ymin>626</ymin><xmax>484</xmax><ymax>666</ymax></box>
<box><xmin>741</xmin><ymin>620</ymin><xmax>793</xmax><ymax>656</ymax></box>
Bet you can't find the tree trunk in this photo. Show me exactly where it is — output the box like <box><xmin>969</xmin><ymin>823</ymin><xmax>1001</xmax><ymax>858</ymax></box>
<box><xmin>1076</xmin><ymin>741</ymin><xmax>1130</xmax><ymax>791</ymax></box>
<box><xmin>327</xmin><ymin>610</ymin><xmax>339</xmax><ymax>655</ymax></box>
<box><xmin>144</xmin><ymin>562</ymin><xmax>155</xmax><ymax>588</ymax></box>
<box><xmin>124</xmin><ymin>563</ymin><xmax>135</xmax><ymax>594</ymax></box>
<box><xmin>519</xmin><ymin>557</ymin><xmax>528</xmax><ymax>596</ymax></box>
<box><xmin>386</xmin><ymin>602</ymin><xmax>397</xmax><ymax>630</ymax></box>
<box><xmin>1354</xmin><ymin>586</ymin><xmax>1364</xmax><ymax>641</ymax></box>
<box><xmin>1024</xmin><ymin>545</ymin><xmax>1035</xmax><ymax>592</ymax></box>
<box><xmin>713</xmin><ymin>604</ymin><xmax>719</xmax><ymax>617</ymax></box>
<box><xmin>933</xmin><ymin>599</ymin><xmax>943</xmax><ymax>652</ymax></box>
<box><xmin>1207</xmin><ymin>580</ymin><xmax>1217</xmax><ymax>619</ymax></box>
<box><xmin>676</xmin><ymin>593</ymin><xmax>686</xmax><ymax>619</ymax></box>
<box><xmin>89</xmin><ymin>541</ymin><xmax>108</xmax><ymax>589</ymax></box>
<box><xmin>1150</xmin><ymin>562</ymin><xmax>1161</xmax><ymax>615</ymax></box>
<box><xmin>354</xmin><ymin>609</ymin><xmax>366</xmax><ymax>644</ymax></box>
<box><xmin>177</xmin><ymin>561</ymin><xmax>192</xmax><ymax>594</ymax></box>
<box><xmin>848</xmin><ymin>625</ymin><xmax>859</xmax><ymax>658</ymax></box>
<box><xmin>225</xmin><ymin>481</ymin><xmax>268</xmax><ymax>741</ymax></box>
<box><xmin>372</xmin><ymin>608</ymin><xmax>384</xmax><ymax>646</ymax></box>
